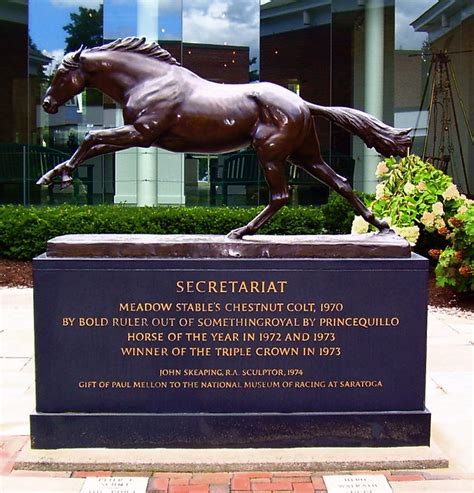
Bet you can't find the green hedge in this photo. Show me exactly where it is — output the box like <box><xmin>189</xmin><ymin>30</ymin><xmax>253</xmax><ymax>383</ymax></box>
<box><xmin>0</xmin><ymin>192</ymin><xmax>357</xmax><ymax>259</ymax></box>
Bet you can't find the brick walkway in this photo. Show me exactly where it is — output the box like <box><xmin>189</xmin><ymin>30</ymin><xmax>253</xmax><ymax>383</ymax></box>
<box><xmin>3</xmin><ymin>467</ymin><xmax>474</xmax><ymax>492</ymax></box>
<box><xmin>1</xmin><ymin>436</ymin><xmax>473</xmax><ymax>492</ymax></box>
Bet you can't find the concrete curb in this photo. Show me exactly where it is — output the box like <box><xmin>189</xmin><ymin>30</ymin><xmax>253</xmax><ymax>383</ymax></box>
<box><xmin>15</xmin><ymin>442</ymin><xmax>448</xmax><ymax>472</ymax></box>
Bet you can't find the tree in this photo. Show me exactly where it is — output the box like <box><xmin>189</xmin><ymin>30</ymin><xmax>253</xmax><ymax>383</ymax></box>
<box><xmin>63</xmin><ymin>4</ymin><xmax>103</xmax><ymax>53</ymax></box>
<box><xmin>249</xmin><ymin>56</ymin><xmax>258</xmax><ymax>82</ymax></box>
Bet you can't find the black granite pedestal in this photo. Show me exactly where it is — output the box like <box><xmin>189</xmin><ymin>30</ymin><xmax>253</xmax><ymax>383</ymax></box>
<box><xmin>30</xmin><ymin>234</ymin><xmax>430</xmax><ymax>448</ymax></box>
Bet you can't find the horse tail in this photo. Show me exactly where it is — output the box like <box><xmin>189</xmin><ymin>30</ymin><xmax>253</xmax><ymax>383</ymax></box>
<box><xmin>306</xmin><ymin>102</ymin><xmax>412</xmax><ymax>157</ymax></box>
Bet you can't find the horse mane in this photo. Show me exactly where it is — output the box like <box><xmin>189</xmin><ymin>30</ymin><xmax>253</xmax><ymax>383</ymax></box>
<box><xmin>61</xmin><ymin>37</ymin><xmax>180</xmax><ymax>70</ymax></box>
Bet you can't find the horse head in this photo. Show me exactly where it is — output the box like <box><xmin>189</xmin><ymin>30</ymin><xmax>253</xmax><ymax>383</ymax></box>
<box><xmin>43</xmin><ymin>46</ymin><xmax>86</xmax><ymax>114</ymax></box>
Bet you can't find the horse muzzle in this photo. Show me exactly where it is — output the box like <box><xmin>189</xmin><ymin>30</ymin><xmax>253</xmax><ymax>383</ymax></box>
<box><xmin>42</xmin><ymin>97</ymin><xmax>58</xmax><ymax>114</ymax></box>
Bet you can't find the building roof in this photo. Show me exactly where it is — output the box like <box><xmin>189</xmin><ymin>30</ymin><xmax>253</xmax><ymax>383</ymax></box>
<box><xmin>411</xmin><ymin>0</ymin><xmax>474</xmax><ymax>41</ymax></box>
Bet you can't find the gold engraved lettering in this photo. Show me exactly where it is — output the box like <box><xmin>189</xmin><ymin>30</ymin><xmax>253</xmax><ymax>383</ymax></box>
<box><xmin>197</xmin><ymin>317</ymin><xmax>300</xmax><ymax>328</ymax></box>
<box><xmin>175</xmin><ymin>302</ymin><xmax>221</xmax><ymax>312</ymax></box>
<box><xmin>159</xmin><ymin>369</ymin><xmax>182</xmax><ymax>376</ymax></box>
<box><xmin>255</xmin><ymin>347</ymin><xmax>299</xmax><ymax>357</ymax></box>
<box><xmin>287</xmin><ymin>303</ymin><xmax>316</xmax><ymax>312</ymax></box>
<box><xmin>241</xmin><ymin>369</ymin><xmax>284</xmax><ymax>376</ymax></box>
<box><xmin>189</xmin><ymin>347</ymin><xmax>211</xmax><ymax>356</ymax></box>
<box><xmin>201</xmin><ymin>381</ymin><xmax>242</xmax><ymax>389</ymax></box>
<box><xmin>294</xmin><ymin>381</ymin><xmax>326</xmax><ymax>388</ymax></box>
<box><xmin>120</xmin><ymin>347</ymin><xmax>169</xmax><ymax>356</ymax></box>
<box><xmin>224</xmin><ymin>303</ymin><xmax>284</xmax><ymax>312</ymax></box>
<box><xmin>319</xmin><ymin>347</ymin><xmax>342</xmax><ymax>356</ymax></box>
<box><xmin>243</xmin><ymin>381</ymin><xmax>281</xmax><ymax>388</ymax></box>
<box><xmin>78</xmin><ymin>381</ymin><xmax>97</xmax><ymax>388</ymax></box>
<box><xmin>119</xmin><ymin>302</ymin><xmax>173</xmax><ymax>312</ymax></box>
<box><xmin>215</xmin><ymin>347</ymin><xmax>252</xmax><ymax>357</ymax></box>
<box><xmin>184</xmin><ymin>332</ymin><xmax>207</xmax><ymax>341</ymax></box>
<box><xmin>319</xmin><ymin>317</ymin><xmax>399</xmax><ymax>328</ymax></box>
<box><xmin>112</xmin><ymin>317</ymin><xmax>149</xmax><ymax>327</ymax></box>
<box><xmin>320</xmin><ymin>302</ymin><xmax>344</xmax><ymax>312</ymax></box>
<box><xmin>133</xmin><ymin>381</ymin><xmax>168</xmax><ymax>388</ymax></box>
<box><xmin>176</xmin><ymin>280</ymin><xmax>287</xmax><ymax>294</ymax></box>
<box><xmin>339</xmin><ymin>380</ymin><xmax>383</xmax><ymax>388</ymax></box>
<box><xmin>78</xmin><ymin>317</ymin><xmax>108</xmax><ymax>327</ymax></box>
<box><xmin>284</xmin><ymin>332</ymin><xmax>310</xmax><ymax>342</ymax></box>
<box><xmin>127</xmin><ymin>332</ymin><xmax>163</xmax><ymax>342</ymax></box>
<box><xmin>111</xmin><ymin>381</ymin><xmax>131</xmax><ymax>388</ymax></box>
<box><xmin>211</xmin><ymin>332</ymin><xmax>239</xmax><ymax>342</ymax></box>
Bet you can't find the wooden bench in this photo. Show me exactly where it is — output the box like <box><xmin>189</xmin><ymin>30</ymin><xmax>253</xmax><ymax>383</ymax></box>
<box><xmin>0</xmin><ymin>143</ymin><xmax>93</xmax><ymax>204</ymax></box>
<box><xmin>210</xmin><ymin>150</ymin><xmax>355</xmax><ymax>206</ymax></box>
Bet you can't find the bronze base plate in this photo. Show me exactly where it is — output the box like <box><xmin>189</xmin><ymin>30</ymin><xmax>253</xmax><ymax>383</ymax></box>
<box><xmin>46</xmin><ymin>233</ymin><xmax>410</xmax><ymax>259</ymax></box>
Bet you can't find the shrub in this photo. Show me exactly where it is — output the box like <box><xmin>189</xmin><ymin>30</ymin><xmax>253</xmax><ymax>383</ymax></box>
<box><xmin>351</xmin><ymin>155</ymin><xmax>473</xmax><ymax>292</ymax></box>
<box><xmin>0</xmin><ymin>204</ymin><xmax>330</xmax><ymax>259</ymax></box>
<box><xmin>433</xmin><ymin>204</ymin><xmax>474</xmax><ymax>292</ymax></box>
<box><xmin>321</xmin><ymin>190</ymin><xmax>372</xmax><ymax>234</ymax></box>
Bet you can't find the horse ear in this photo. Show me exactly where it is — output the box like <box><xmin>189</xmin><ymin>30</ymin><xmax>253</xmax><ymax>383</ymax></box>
<box><xmin>72</xmin><ymin>45</ymin><xmax>85</xmax><ymax>62</ymax></box>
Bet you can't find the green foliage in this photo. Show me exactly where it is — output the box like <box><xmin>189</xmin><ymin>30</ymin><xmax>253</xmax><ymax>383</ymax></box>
<box><xmin>434</xmin><ymin>205</ymin><xmax>474</xmax><ymax>292</ymax></box>
<box><xmin>63</xmin><ymin>5</ymin><xmax>103</xmax><ymax>53</ymax></box>
<box><xmin>371</xmin><ymin>155</ymin><xmax>454</xmax><ymax>227</ymax></box>
<box><xmin>0</xmin><ymin>205</ymin><xmax>330</xmax><ymax>260</ymax></box>
<box><xmin>352</xmin><ymin>154</ymin><xmax>473</xmax><ymax>293</ymax></box>
<box><xmin>321</xmin><ymin>191</ymin><xmax>372</xmax><ymax>234</ymax></box>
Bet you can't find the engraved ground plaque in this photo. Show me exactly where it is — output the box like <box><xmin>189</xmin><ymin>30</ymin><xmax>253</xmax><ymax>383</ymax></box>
<box><xmin>81</xmin><ymin>477</ymin><xmax>148</xmax><ymax>493</ymax></box>
<box><xmin>323</xmin><ymin>474</ymin><xmax>392</xmax><ymax>493</ymax></box>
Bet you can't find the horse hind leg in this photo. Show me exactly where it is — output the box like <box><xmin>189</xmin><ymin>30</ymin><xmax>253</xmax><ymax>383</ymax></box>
<box><xmin>227</xmin><ymin>159</ymin><xmax>289</xmax><ymax>239</ymax></box>
<box><xmin>294</xmin><ymin>157</ymin><xmax>390</xmax><ymax>232</ymax></box>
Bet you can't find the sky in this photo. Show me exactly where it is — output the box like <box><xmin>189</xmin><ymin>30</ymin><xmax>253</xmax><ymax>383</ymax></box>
<box><xmin>30</xmin><ymin>0</ymin><xmax>260</xmax><ymax>69</ymax></box>
<box><xmin>29</xmin><ymin>0</ymin><xmax>437</xmax><ymax>70</ymax></box>
<box><xmin>395</xmin><ymin>0</ymin><xmax>436</xmax><ymax>50</ymax></box>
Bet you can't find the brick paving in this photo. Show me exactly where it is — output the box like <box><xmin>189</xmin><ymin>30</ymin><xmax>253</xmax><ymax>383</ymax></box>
<box><xmin>1</xmin><ymin>435</ymin><xmax>473</xmax><ymax>491</ymax></box>
<box><xmin>0</xmin><ymin>443</ymin><xmax>473</xmax><ymax>493</ymax></box>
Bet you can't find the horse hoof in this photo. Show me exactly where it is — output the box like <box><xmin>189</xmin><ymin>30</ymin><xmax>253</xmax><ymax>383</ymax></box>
<box><xmin>374</xmin><ymin>219</ymin><xmax>391</xmax><ymax>232</ymax></box>
<box><xmin>377</xmin><ymin>226</ymin><xmax>395</xmax><ymax>236</ymax></box>
<box><xmin>60</xmin><ymin>178</ymin><xmax>73</xmax><ymax>190</ymax></box>
<box><xmin>36</xmin><ymin>176</ymin><xmax>50</xmax><ymax>186</ymax></box>
<box><xmin>227</xmin><ymin>231</ymin><xmax>243</xmax><ymax>240</ymax></box>
<box><xmin>227</xmin><ymin>228</ymin><xmax>248</xmax><ymax>240</ymax></box>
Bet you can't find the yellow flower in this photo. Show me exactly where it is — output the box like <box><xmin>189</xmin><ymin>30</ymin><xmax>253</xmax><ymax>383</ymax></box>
<box><xmin>434</xmin><ymin>217</ymin><xmax>445</xmax><ymax>229</ymax></box>
<box><xmin>421</xmin><ymin>211</ymin><xmax>435</xmax><ymax>227</ymax></box>
<box><xmin>375</xmin><ymin>183</ymin><xmax>385</xmax><ymax>199</ymax></box>
<box><xmin>432</xmin><ymin>202</ymin><xmax>444</xmax><ymax>216</ymax></box>
<box><xmin>393</xmin><ymin>225</ymin><xmax>420</xmax><ymax>246</ymax></box>
<box><xmin>458</xmin><ymin>204</ymin><xmax>468</xmax><ymax>214</ymax></box>
<box><xmin>442</xmin><ymin>184</ymin><xmax>460</xmax><ymax>200</ymax></box>
<box><xmin>404</xmin><ymin>226</ymin><xmax>420</xmax><ymax>245</ymax></box>
<box><xmin>351</xmin><ymin>215</ymin><xmax>369</xmax><ymax>234</ymax></box>
<box><xmin>416</xmin><ymin>181</ymin><xmax>427</xmax><ymax>192</ymax></box>
<box><xmin>404</xmin><ymin>182</ymin><xmax>416</xmax><ymax>194</ymax></box>
<box><xmin>375</xmin><ymin>161</ymin><xmax>389</xmax><ymax>177</ymax></box>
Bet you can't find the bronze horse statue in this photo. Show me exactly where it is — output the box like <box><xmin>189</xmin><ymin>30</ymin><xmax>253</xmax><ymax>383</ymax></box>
<box><xmin>38</xmin><ymin>37</ymin><xmax>411</xmax><ymax>239</ymax></box>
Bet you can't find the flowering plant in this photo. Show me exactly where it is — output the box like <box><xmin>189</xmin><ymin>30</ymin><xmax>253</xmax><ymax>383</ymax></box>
<box><xmin>351</xmin><ymin>155</ymin><xmax>473</xmax><ymax>292</ymax></box>
<box><xmin>433</xmin><ymin>205</ymin><xmax>474</xmax><ymax>292</ymax></box>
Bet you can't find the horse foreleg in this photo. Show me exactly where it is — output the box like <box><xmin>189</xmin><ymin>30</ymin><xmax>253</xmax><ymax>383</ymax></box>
<box><xmin>227</xmin><ymin>161</ymin><xmax>289</xmax><ymax>239</ymax></box>
<box><xmin>37</xmin><ymin>159</ymin><xmax>72</xmax><ymax>187</ymax></box>
<box><xmin>300</xmin><ymin>161</ymin><xmax>390</xmax><ymax>232</ymax></box>
<box><xmin>37</xmin><ymin>145</ymin><xmax>128</xmax><ymax>188</ymax></box>
<box><xmin>37</xmin><ymin>125</ymin><xmax>151</xmax><ymax>187</ymax></box>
